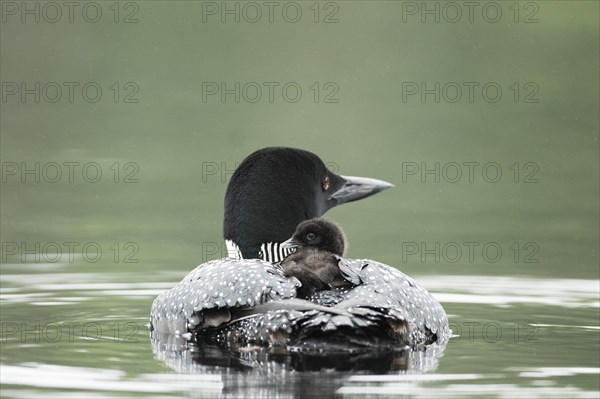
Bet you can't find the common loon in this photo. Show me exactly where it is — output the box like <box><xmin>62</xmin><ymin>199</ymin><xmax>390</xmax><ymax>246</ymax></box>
<box><xmin>150</xmin><ymin>147</ymin><xmax>449</xmax><ymax>349</ymax></box>
<box><xmin>280</xmin><ymin>218</ymin><xmax>353</xmax><ymax>299</ymax></box>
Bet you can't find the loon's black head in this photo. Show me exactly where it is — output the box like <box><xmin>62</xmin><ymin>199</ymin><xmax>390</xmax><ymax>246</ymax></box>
<box><xmin>282</xmin><ymin>218</ymin><xmax>346</xmax><ymax>256</ymax></box>
<box><xmin>223</xmin><ymin>147</ymin><xmax>392</xmax><ymax>259</ymax></box>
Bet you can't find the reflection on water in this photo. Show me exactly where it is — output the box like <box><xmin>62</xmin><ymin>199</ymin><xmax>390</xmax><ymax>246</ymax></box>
<box><xmin>150</xmin><ymin>335</ymin><xmax>446</xmax><ymax>398</ymax></box>
<box><xmin>419</xmin><ymin>276</ymin><xmax>600</xmax><ymax>308</ymax></box>
<box><xmin>338</xmin><ymin>378</ymin><xmax>600</xmax><ymax>399</ymax></box>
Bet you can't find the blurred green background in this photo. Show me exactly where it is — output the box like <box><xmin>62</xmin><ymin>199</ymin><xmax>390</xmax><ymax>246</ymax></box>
<box><xmin>2</xmin><ymin>1</ymin><xmax>597</xmax><ymax>279</ymax></box>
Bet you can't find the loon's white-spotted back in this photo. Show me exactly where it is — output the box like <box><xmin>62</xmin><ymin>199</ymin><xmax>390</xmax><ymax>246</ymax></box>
<box><xmin>150</xmin><ymin>147</ymin><xmax>449</xmax><ymax>348</ymax></box>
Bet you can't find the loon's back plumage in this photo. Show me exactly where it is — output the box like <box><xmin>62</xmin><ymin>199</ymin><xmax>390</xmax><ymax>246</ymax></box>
<box><xmin>150</xmin><ymin>259</ymin><xmax>296</xmax><ymax>336</ymax></box>
<box><xmin>150</xmin><ymin>256</ymin><xmax>449</xmax><ymax>348</ymax></box>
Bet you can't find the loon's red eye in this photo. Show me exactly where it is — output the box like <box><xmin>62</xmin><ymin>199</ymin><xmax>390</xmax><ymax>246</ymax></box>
<box><xmin>322</xmin><ymin>176</ymin><xmax>330</xmax><ymax>191</ymax></box>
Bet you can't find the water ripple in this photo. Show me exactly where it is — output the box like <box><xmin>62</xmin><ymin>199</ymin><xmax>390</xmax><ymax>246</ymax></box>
<box><xmin>0</xmin><ymin>363</ymin><xmax>223</xmax><ymax>394</ymax></box>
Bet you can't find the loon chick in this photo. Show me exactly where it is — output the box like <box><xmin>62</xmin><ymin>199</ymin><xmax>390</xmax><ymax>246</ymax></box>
<box><xmin>281</xmin><ymin>218</ymin><xmax>353</xmax><ymax>299</ymax></box>
<box><xmin>150</xmin><ymin>147</ymin><xmax>449</xmax><ymax>349</ymax></box>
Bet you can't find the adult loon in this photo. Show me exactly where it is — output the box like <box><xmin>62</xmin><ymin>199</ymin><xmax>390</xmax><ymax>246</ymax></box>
<box><xmin>280</xmin><ymin>218</ymin><xmax>353</xmax><ymax>299</ymax></box>
<box><xmin>150</xmin><ymin>147</ymin><xmax>449</xmax><ymax>349</ymax></box>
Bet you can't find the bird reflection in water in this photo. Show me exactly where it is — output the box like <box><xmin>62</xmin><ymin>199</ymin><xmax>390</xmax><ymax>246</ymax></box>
<box><xmin>150</xmin><ymin>331</ymin><xmax>447</xmax><ymax>398</ymax></box>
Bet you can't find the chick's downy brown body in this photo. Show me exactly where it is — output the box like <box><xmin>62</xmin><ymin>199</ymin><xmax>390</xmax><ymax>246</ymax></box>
<box><xmin>280</xmin><ymin>218</ymin><xmax>352</xmax><ymax>299</ymax></box>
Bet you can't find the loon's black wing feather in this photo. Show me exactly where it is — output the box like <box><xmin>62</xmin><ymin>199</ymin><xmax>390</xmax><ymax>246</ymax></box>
<box><xmin>334</xmin><ymin>254</ymin><xmax>368</xmax><ymax>286</ymax></box>
<box><xmin>301</xmin><ymin>257</ymin><xmax>449</xmax><ymax>346</ymax></box>
<box><xmin>339</xmin><ymin>258</ymin><xmax>448</xmax><ymax>341</ymax></box>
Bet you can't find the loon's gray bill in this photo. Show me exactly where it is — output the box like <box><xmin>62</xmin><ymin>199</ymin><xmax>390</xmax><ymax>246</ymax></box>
<box><xmin>329</xmin><ymin>175</ymin><xmax>394</xmax><ymax>205</ymax></box>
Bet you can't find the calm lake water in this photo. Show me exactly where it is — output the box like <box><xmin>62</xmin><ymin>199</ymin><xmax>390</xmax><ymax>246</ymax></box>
<box><xmin>1</xmin><ymin>1</ymin><xmax>599</xmax><ymax>398</ymax></box>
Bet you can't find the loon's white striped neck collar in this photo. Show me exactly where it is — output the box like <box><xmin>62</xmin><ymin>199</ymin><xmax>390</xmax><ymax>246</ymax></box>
<box><xmin>225</xmin><ymin>240</ymin><xmax>294</xmax><ymax>263</ymax></box>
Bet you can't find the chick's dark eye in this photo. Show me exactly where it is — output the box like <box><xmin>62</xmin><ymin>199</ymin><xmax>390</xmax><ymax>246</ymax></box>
<box><xmin>306</xmin><ymin>233</ymin><xmax>316</xmax><ymax>241</ymax></box>
<box><xmin>322</xmin><ymin>176</ymin><xmax>330</xmax><ymax>191</ymax></box>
